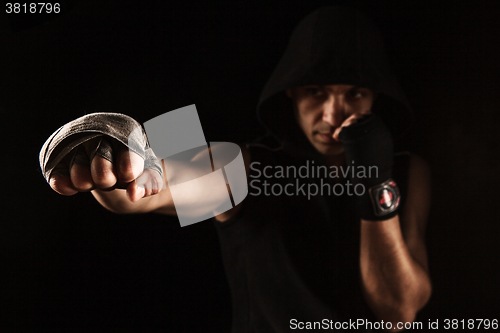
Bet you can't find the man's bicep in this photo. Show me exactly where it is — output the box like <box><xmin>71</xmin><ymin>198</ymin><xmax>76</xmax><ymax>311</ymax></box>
<box><xmin>400</xmin><ymin>153</ymin><xmax>432</xmax><ymax>272</ymax></box>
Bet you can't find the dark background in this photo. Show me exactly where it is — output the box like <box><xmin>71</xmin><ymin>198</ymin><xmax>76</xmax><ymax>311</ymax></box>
<box><xmin>1</xmin><ymin>0</ymin><xmax>499</xmax><ymax>332</ymax></box>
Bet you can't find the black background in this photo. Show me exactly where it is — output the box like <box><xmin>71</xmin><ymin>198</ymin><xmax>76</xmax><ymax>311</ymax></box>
<box><xmin>1</xmin><ymin>0</ymin><xmax>499</xmax><ymax>332</ymax></box>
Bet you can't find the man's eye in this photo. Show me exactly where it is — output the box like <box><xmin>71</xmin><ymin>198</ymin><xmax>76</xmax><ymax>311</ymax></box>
<box><xmin>305</xmin><ymin>87</ymin><xmax>323</xmax><ymax>96</ymax></box>
<box><xmin>347</xmin><ymin>89</ymin><xmax>364</xmax><ymax>99</ymax></box>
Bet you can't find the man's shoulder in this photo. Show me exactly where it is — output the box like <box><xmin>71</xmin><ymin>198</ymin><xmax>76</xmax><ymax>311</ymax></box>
<box><xmin>240</xmin><ymin>138</ymin><xmax>289</xmax><ymax>166</ymax></box>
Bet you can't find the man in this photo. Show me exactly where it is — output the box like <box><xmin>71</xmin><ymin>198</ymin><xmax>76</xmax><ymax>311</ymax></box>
<box><xmin>41</xmin><ymin>6</ymin><xmax>431</xmax><ymax>332</ymax></box>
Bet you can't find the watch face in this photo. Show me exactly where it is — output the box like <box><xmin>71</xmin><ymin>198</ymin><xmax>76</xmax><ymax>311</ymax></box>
<box><xmin>370</xmin><ymin>179</ymin><xmax>401</xmax><ymax>216</ymax></box>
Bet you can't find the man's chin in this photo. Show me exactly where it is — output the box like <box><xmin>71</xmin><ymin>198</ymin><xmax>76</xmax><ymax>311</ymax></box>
<box><xmin>314</xmin><ymin>142</ymin><xmax>344</xmax><ymax>156</ymax></box>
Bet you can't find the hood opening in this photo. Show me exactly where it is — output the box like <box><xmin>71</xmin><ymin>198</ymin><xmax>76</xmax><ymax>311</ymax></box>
<box><xmin>255</xmin><ymin>6</ymin><xmax>413</xmax><ymax>151</ymax></box>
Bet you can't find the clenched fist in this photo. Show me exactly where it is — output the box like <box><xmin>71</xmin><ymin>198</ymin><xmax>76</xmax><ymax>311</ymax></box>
<box><xmin>40</xmin><ymin>113</ymin><xmax>165</xmax><ymax>205</ymax></box>
<box><xmin>49</xmin><ymin>136</ymin><xmax>164</xmax><ymax>202</ymax></box>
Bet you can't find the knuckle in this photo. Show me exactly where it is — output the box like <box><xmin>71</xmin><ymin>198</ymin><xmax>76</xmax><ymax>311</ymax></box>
<box><xmin>92</xmin><ymin>166</ymin><xmax>117</xmax><ymax>188</ymax></box>
<box><xmin>70</xmin><ymin>166</ymin><xmax>93</xmax><ymax>191</ymax></box>
<box><xmin>117</xmin><ymin>161</ymin><xmax>137</xmax><ymax>180</ymax></box>
<box><xmin>49</xmin><ymin>176</ymin><xmax>70</xmax><ymax>195</ymax></box>
<box><xmin>117</xmin><ymin>152</ymin><xmax>144</xmax><ymax>181</ymax></box>
<box><xmin>71</xmin><ymin>179</ymin><xmax>92</xmax><ymax>191</ymax></box>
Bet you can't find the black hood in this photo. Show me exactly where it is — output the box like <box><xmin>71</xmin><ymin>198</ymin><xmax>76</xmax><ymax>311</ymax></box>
<box><xmin>256</xmin><ymin>6</ymin><xmax>413</xmax><ymax>155</ymax></box>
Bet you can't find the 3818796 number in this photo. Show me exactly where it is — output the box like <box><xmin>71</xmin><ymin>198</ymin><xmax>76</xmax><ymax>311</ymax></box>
<box><xmin>6</xmin><ymin>3</ymin><xmax>60</xmax><ymax>13</ymax></box>
<box><xmin>444</xmin><ymin>319</ymin><xmax>498</xmax><ymax>330</ymax></box>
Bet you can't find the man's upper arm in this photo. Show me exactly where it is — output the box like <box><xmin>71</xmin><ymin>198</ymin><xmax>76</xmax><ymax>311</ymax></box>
<box><xmin>400</xmin><ymin>153</ymin><xmax>432</xmax><ymax>272</ymax></box>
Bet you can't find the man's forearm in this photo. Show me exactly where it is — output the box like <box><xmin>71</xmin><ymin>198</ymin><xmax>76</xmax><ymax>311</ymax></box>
<box><xmin>359</xmin><ymin>215</ymin><xmax>432</xmax><ymax>326</ymax></box>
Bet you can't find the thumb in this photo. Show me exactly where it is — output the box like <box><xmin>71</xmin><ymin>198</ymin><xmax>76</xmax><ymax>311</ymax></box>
<box><xmin>126</xmin><ymin>168</ymin><xmax>164</xmax><ymax>202</ymax></box>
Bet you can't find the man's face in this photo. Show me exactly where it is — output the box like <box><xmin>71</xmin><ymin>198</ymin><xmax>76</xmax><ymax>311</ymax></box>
<box><xmin>286</xmin><ymin>84</ymin><xmax>375</xmax><ymax>156</ymax></box>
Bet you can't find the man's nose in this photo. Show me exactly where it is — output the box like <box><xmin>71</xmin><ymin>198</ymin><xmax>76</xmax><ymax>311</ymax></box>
<box><xmin>321</xmin><ymin>95</ymin><xmax>344</xmax><ymax>127</ymax></box>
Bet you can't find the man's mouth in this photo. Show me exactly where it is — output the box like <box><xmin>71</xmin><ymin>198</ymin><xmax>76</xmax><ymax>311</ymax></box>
<box><xmin>316</xmin><ymin>132</ymin><xmax>336</xmax><ymax>143</ymax></box>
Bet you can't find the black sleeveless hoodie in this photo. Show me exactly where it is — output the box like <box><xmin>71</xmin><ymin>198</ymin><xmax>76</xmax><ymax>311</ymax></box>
<box><xmin>214</xmin><ymin>6</ymin><xmax>412</xmax><ymax>332</ymax></box>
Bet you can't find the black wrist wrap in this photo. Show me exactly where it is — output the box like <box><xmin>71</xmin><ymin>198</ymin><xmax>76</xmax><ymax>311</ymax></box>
<box><xmin>339</xmin><ymin>114</ymin><xmax>401</xmax><ymax>221</ymax></box>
